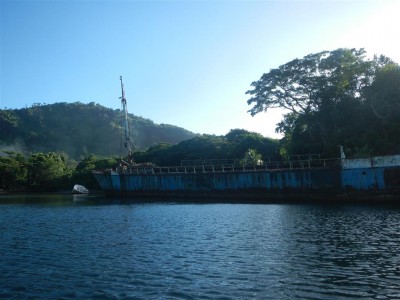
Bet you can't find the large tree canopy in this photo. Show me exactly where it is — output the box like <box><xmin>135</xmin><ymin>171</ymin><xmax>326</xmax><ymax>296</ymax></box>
<box><xmin>366</xmin><ymin>64</ymin><xmax>400</xmax><ymax>122</ymax></box>
<box><xmin>247</xmin><ymin>48</ymin><xmax>378</xmax><ymax>116</ymax></box>
<box><xmin>246</xmin><ymin>48</ymin><xmax>399</xmax><ymax>157</ymax></box>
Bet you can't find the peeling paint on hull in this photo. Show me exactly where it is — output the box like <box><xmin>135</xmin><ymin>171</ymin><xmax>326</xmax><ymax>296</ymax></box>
<box><xmin>93</xmin><ymin>158</ymin><xmax>400</xmax><ymax>201</ymax></box>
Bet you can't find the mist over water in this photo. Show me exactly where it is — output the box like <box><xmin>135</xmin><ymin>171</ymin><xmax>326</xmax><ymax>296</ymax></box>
<box><xmin>1</xmin><ymin>195</ymin><xmax>400</xmax><ymax>299</ymax></box>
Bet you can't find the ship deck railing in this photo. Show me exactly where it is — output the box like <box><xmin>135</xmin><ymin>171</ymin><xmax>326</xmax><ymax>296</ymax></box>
<box><xmin>115</xmin><ymin>157</ymin><xmax>341</xmax><ymax>175</ymax></box>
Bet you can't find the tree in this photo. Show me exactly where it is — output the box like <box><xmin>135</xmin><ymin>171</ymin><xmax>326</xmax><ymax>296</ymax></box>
<box><xmin>73</xmin><ymin>154</ymin><xmax>118</xmax><ymax>188</ymax></box>
<box><xmin>27</xmin><ymin>152</ymin><xmax>70</xmax><ymax>191</ymax></box>
<box><xmin>246</xmin><ymin>48</ymin><xmax>396</xmax><ymax>156</ymax></box>
<box><xmin>225</xmin><ymin>129</ymin><xmax>281</xmax><ymax>161</ymax></box>
<box><xmin>247</xmin><ymin>49</ymin><xmax>373</xmax><ymax>116</ymax></box>
<box><xmin>241</xmin><ymin>149</ymin><xmax>263</xmax><ymax>165</ymax></box>
<box><xmin>132</xmin><ymin>131</ymin><xmax>280</xmax><ymax>166</ymax></box>
<box><xmin>0</xmin><ymin>151</ymin><xmax>28</xmax><ymax>190</ymax></box>
<box><xmin>362</xmin><ymin>64</ymin><xmax>400</xmax><ymax>155</ymax></box>
<box><xmin>366</xmin><ymin>64</ymin><xmax>400</xmax><ymax>123</ymax></box>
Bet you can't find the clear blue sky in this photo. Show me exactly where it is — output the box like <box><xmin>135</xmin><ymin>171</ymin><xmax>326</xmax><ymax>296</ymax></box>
<box><xmin>1</xmin><ymin>0</ymin><xmax>399</xmax><ymax>138</ymax></box>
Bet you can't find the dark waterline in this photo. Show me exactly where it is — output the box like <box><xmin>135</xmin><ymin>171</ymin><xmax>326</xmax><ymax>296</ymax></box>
<box><xmin>1</xmin><ymin>194</ymin><xmax>400</xmax><ymax>299</ymax></box>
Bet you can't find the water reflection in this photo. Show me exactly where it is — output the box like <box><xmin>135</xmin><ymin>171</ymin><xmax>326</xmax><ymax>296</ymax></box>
<box><xmin>0</xmin><ymin>196</ymin><xmax>399</xmax><ymax>299</ymax></box>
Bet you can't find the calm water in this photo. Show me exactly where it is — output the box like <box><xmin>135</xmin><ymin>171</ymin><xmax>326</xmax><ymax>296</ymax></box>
<box><xmin>1</xmin><ymin>194</ymin><xmax>400</xmax><ymax>299</ymax></box>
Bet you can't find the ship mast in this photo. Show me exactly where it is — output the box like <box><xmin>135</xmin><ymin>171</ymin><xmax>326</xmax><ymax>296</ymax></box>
<box><xmin>120</xmin><ymin>76</ymin><xmax>131</xmax><ymax>154</ymax></box>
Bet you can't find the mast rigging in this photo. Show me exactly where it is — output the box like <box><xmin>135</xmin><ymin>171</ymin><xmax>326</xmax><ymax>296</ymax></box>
<box><xmin>120</xmin><ymin>76</ymin><xmax>131</xmax><ymax>154</ymax></box>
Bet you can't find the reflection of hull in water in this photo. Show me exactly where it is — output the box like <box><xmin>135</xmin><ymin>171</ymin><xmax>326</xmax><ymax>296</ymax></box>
<box><xmin>72</xmin><ymin>184</ymin><xmax>89</xmax><ymax>194</ymax></box>
<box><xmin>93</xmin><ymin>155</ymin><xmax>400</xmax><ymax>201</ymax></box>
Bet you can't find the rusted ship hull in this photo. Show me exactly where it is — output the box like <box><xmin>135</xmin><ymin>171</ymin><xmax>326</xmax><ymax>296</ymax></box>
<box><xmin>93</xmin><ymin>155</ymin><xmax>400</xmax><ymax>201</ymax></box>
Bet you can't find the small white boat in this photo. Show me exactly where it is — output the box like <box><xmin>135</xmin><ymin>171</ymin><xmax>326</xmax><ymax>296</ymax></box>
<box><xmin>72</xmin><ymin>184</ymin><xmax>89</xmax><ymax>194</ymax></box>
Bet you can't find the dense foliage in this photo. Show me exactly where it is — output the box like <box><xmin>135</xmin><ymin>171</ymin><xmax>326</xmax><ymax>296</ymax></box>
<box><xmin>0</xmin><ymin>151</ymin><xmax>118</xmax><ymax>191</ymax></box>
<box><xmin>0</xmin><ymin>102</ymin><xmax>195</xmax><ymax>160</ymax></box>
<box><xmin>0</xmin><ymin>151</ymin><xmax>69</xmax><ymax>191</ymax></box>
<box><xmin>0</xmin><ymin>130</ymin><xmax>280</xmax><ymax>191</ymax></box>
<box><xmin>133</xmin><ymin>129</ymin><xmax>281</xmax><ymax>166</ymax></box>
<box><xmin>247</xmin><ymin>48</ymin><xmax>400</xmax><ymax>157</ymax></box>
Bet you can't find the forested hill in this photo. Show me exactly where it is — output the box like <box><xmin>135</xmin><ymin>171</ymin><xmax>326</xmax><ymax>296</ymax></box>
<box><xmin>0</xmin><ymin>102</ymin><xmax>196</xmax><ymax>159</ymax></box>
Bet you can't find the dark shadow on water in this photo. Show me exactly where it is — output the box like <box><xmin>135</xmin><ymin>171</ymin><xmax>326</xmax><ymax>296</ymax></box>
<box><xmin>0</xmin><ymin>192</ymin><xmax>106</xmax><ymax>206</ymax></box>
<box><xmin>1</xmin><ymin>192</ymin><xmax>400</xmax><ymax>209</ymax></box>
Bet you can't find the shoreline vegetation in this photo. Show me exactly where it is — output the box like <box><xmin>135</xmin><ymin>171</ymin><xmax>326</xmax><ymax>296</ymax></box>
<box><xmin>0</xmin><ymin>129</ymin><xmax>281</xmax><ymax>193</ymax></box>
<box><xmin>1</xmin><ymin>48</ymin><xmax>399</xmax><ymax>193</ymax></box>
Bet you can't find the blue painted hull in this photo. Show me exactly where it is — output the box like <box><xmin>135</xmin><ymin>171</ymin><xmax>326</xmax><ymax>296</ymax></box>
<box><xmin>93</xmin><ymin>158</ymin><xmax>400</xmax><ymax>201</ymax></box>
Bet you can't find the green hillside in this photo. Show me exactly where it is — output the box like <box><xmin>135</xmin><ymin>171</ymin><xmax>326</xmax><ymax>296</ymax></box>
<box><xmin>0</xmin><ymin>129</ymin><xmax>281</xmax><ymax>191</ymax></box>
<box><xmin>0</xmin><ymin>102</ymin><xmax>195</xmax><ymax>159</ymax></box>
